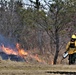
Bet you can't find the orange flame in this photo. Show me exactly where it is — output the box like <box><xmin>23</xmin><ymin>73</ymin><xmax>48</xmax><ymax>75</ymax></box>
<box><xmin>48</xmin><ymin>60</ymin><xmax>54</xmax><ymax>65</ymax></box>
<box><xmin>34</xmin><ymin>54</ymin><xmax>42</xmax><ymax>62</ymax></box>
<box><xmin>16</xmin><ymin>43</ymin><xmax>28</xmax><ymax>57</ymax></box>
<box><xmin>0</xmin><ymin>43</ymin><xmax>28</xmax><ymax>58</ymax></box>
<box><xmin>0</xmin><ymin>44</ymin><xmax>17</xmax><ymax>55</ymax></box>
<box><xmin>30</xmin><ymin>54</ymin><xmax>44</xmax><ymax>63</ymax></box>
<box><xmin>0</xmin><ymin>43</ymin><xmax>46</xmax><ymax>64</ymax></box>
<box><xmin>51</xmin><ymin>60</ymin><xmax>54</xmax><ymax>65</ymax></box>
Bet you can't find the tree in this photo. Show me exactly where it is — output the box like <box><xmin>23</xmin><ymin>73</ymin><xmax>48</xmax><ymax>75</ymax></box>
<box><xmin>26</xmin><ymin>0</ymin><xmax>74</xmax><ymax>59</ymax></box>
<box><xmin>29</xmin><ymin>0</ymin><xmax>40</xmax><ymax>10</ymax></box>
<box><xmin>0</xmin><ymin>0</ymin><xmax>24</xmax><ymax>42</ymax></box>
<box><xmin>33</xmin><ymin>0</ymin><xmax>76</xmax><ymax>64</ymax></box>
<box><xmin>45</xmin><ymin>0</ymin><xmax>76</xmax><ymax>64</ymax></box>
<box><xmin>0</xmin><ymin>0</ymin><xmax>76</xmax><ymax>64</ymax></box>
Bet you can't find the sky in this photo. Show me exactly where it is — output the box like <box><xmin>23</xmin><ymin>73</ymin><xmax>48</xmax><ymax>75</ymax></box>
<box><xmin>22</xmin><ymin>0</ymin><xmax>49</xmax><ymax>11</ymax></box>
<box><xmin>23</xmin><ymin>0</ymin><xmax>30</xmax><ymax>4</ymax></box>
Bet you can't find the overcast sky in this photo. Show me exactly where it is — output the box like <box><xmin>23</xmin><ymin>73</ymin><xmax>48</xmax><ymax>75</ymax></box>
<box><xmin>22</xmin><ymin>0</ymin><xmax>49</xmax><ymax>12</ymax></box>
<box><xmin>22</xmin><ymin>0</ymin><xmax>46</xmax><ymax>5</ymax></box>
<box><xmin>23</xmin><ymin>0</ymin><xmax>30</xmax><ymax>4</ymax></box>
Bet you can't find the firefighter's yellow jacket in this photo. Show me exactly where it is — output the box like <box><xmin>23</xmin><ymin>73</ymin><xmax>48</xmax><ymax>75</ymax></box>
<box><xmin>66</xmin><ymin>41</ymin><xmax>76</xmax><ymax>54</ymax></box>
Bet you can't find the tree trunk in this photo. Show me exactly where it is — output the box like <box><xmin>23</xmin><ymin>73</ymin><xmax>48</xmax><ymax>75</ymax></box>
<box><xmin>37</xmin><ymin>30</ymin><xmax>43</xmax><ymax>54</ymax></box>
<box><xmin>53</xmin><ymin>28</ymin><xmax>59</xmax><ymax>64</ymax></box>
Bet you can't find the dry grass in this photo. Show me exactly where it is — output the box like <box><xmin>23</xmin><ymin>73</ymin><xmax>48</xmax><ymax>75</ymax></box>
<box><xmin>0</xmin><ymin>59</ymin><xmax>76</xmax><ymax>75</ymax></box>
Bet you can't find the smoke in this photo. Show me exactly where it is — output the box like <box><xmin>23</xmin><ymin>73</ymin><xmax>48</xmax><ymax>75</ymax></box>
<box><xmin>0</xmin><ymin>34</ymin><xmax>16</xmax><ymax>50</ymax></box>
<box><xmin>0</xmin><ymin>34</ymin><xmax>25</xmax><ymax>61</ymax></box>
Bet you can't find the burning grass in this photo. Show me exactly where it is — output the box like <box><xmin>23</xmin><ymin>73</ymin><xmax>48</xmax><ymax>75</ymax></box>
<box><xmin>0</xmin><ymin>43</ymin><xmax>53</xmax><ymax>64</ymax></box>
<box><xmin>0</xmin><ymin>43</ymin><xmax>48</xmax><ymax>63</ymax></box>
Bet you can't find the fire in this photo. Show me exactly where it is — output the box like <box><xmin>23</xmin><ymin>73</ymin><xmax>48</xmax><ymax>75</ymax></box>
<box><xmin>34</xmin><ymin>54</ymin><xmax>42</xmax><ymax>62</ymax></box>
<box><xmin>0</xmin><ymin>43</ymin><xmax>28</xmax><ymax>58</ymax></box>
<box><xmin>16</xmin><ymin>43</ymin><xmax>28</xmax><ymax>57</ymax></box>
<box><xmin>51</xmin><ymin>60</ymin><xmax>54</xmax><ymax>65</ymax></box>
<box><xmin>30</xmin><ymin>54</ymin><xmax>44</xmax><ymax>63</ymax></box>
<box><xmin>48</xmin><ymin>60</ymin><xmax>54</xmax><ymax>65</ymax></box>
<box><xmin>0</xmin><ymin>44</ymin><xmax>17</xmax><ymax>55</ymax></box>
<box><xmin>16</xmin><ymin>43</ymin><xmax>44</xmax><ymax>63</ymax></box>
<box><xmin>0</xmin><ymin>43</ymin><xmax>46</xmax><ymax>64</ymax></box>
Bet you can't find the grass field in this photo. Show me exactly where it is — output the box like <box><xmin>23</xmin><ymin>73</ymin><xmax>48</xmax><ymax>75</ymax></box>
<box><xmin>0</xmin><ymin>59</ymin><xmax>76</xmax><ymax>75</ymax></box>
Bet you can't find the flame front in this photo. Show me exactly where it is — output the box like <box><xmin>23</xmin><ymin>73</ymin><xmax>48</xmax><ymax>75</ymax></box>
<box><xmin>0</xmin><ymin>43</ymin><xmax>28</xmax><ymax>58</ymax></box>
<box><xmin>34</xmin><ymin>54</ymin><xmax>42</xmax><ymax>62</ymax></box>
<box><xmin>0</xmin><ymin>43</ymin><xmax>46</xmax><ymax>64</ymax></box>
<box><xmin>0</xmin><ymin>44</ymin><xmax>17</xmax><ymax>55</ymax></box>
<box><xmin>16</xmin><ymin>43</ymin><xmax>28</xmax><ymax>57</ymax></box>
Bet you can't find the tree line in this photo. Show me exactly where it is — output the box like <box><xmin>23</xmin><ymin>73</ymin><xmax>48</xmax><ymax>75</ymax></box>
<box><xmin>0</xmin><ymin>0</ymin><xmax>76</xmax><ymax>64</ymax></box>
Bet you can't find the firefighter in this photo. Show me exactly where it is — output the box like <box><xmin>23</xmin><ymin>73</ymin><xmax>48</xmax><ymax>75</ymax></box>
<box><xmin>66</xmin><ymin>34</ymin><xmax>76</xmax><ymax>64</ymax></box>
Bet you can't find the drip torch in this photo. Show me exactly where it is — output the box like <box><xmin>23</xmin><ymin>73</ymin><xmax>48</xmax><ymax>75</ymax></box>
<box><xmin>61</xmin><ymin>51</ymin><xmax>68</xmax><ymax>63</ymax></box>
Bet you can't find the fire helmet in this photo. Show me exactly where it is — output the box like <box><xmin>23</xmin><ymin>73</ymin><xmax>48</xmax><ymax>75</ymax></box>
<box><xmin>71</xmin><ymin>34</ymin><xmax>76</xmax><ymax>39</ymax></box>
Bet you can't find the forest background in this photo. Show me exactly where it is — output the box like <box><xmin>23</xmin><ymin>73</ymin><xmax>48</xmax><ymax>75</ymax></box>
<box><xmin>0</xmin><ymin>0</ymin><xmax>76</xmax><ymax>64</ymax></box>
